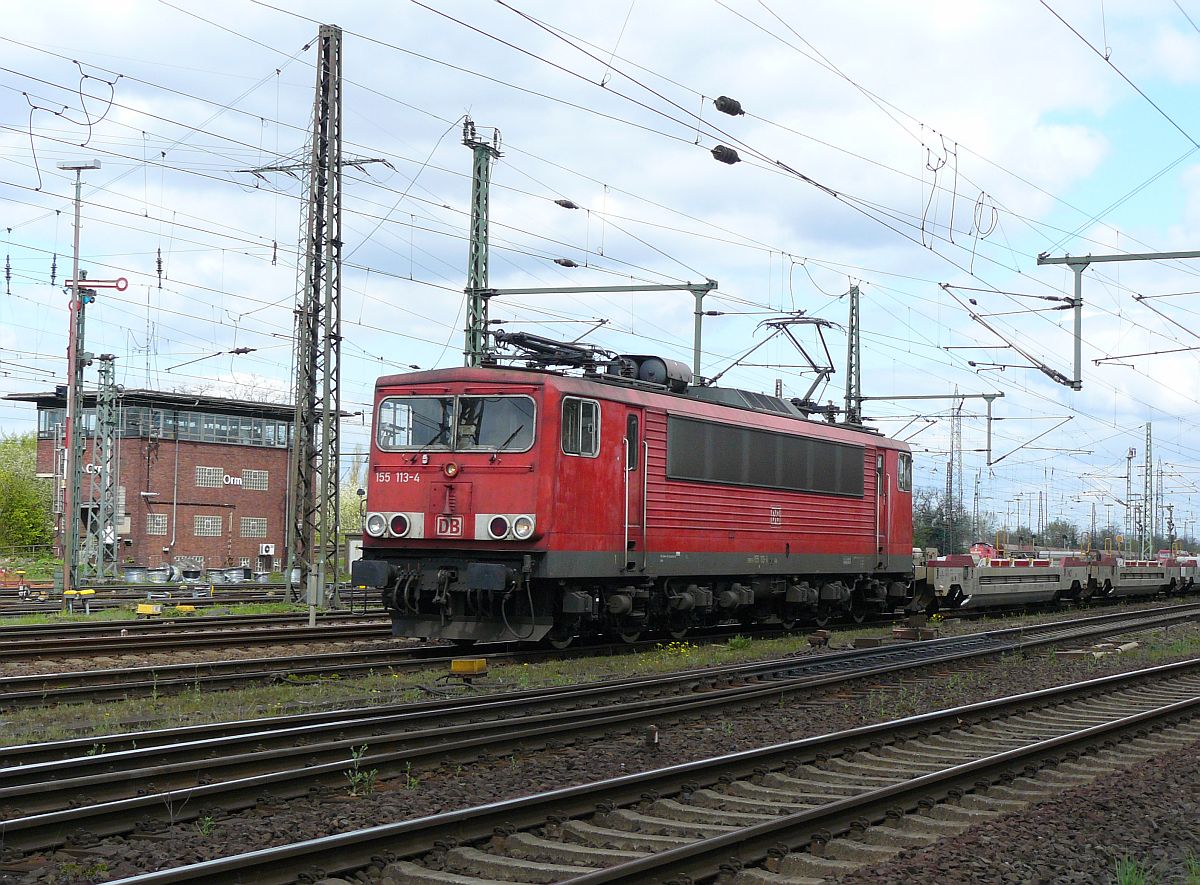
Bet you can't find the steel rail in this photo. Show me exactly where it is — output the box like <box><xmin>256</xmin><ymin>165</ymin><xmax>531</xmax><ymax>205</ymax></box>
<box><xmin>1</xmin><ymin>606</ymin><xmax>1197</xmax><ymax>849</ymax></box>
<box><xmin>0</xmin><ymin>623</ymin><xmax>400</xmax><ymax>659</ymax></box>
<box><xmin>2</xmin><ymin>597</ymin><xmax>1190</xmax><ymax>733</ymax></box>
<box><xmin>0</xmin><ymin>611</ymin><xmax>386</xmax><ymax>639</ymax></box>
<box><xmin>0</xmin><ymin>623</ymin><xmax>787</xmax><ymax>709</ymax></box>
<box><xmin>102</xmin><ymin>658</ymin><xmax>1200</xmax><ymax>885</ymax></box>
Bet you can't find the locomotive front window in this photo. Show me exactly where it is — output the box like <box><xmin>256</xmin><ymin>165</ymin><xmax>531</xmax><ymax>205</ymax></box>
<box><xmin>376</xmin><ymin>395</ymin><xmax>535</xmax><ymax>452</ymax></box>
<box><xmin>897</xmin><ymin>452</ymin><xmax>913</xmax><ymax>492</ymax></box>
<box><xmin>377</xmin><ymin>397</ymin><xmax>454</xmax><ymax>450</ymax></box>
<box><xmin>455</xmin><ymin>396</ymin><xmax>535</xmax><ymax>452</ymax></box>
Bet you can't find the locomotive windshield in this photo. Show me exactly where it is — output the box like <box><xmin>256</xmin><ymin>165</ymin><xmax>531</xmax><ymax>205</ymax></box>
<box><xmin>376</xmin><ymin>395</ymin><xmax>535</xmax><ymax>453</ymax></box>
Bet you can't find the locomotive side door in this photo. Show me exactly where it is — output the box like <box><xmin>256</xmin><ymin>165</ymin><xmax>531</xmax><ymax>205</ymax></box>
<box><xmin>623</xmin><ymin>408</ymin><xmax>647</xmax><ymax>571</ymax></box>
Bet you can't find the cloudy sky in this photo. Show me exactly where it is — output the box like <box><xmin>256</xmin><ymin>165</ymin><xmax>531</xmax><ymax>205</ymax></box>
<box><xmin>3</xmin><ymin>0</ymin><xmax>1200</xmax><ymax>541</ymax></box>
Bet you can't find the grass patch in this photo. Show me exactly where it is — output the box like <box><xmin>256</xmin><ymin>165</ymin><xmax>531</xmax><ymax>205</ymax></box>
<box><xmin>0</xmin><ymin>600</ymin><xmax>310</xmax><ymax>628</ymax></box>
<box><xmin>1114</xmin><ymin>855</ymin><xmax>1150</xmax><ymax>885</ymax></box>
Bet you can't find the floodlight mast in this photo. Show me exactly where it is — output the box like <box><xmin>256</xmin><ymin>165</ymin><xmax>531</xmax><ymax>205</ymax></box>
<box><xmin>1037</xmin><ymin>248</ymin><xmax>1200</xmax><ymax>390</ymax></box>
<box><xmin>56</xmin><ymin>159</ymin><xmax>101</xmax><ymax>594</ymax></box>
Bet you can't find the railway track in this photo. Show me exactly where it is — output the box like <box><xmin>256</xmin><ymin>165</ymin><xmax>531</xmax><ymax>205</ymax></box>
<box><xmin>0</xmin><ymin>610</ymin><xmax>386</xmax><ymax>640</ymax></box>
<box><xmin>0</xmin><ymin>628</ymin><xmax>742</xmax><ymax>709</ymax></box>
<box><xmin>0</xmin><ymin>602</ymin><xmax>1196</xmax><ymax>853</ymax></box>
<box><xmin>0</xmin><ymin>620</ymin><xmax>397</xmax><ymax>661</ymax></box>
<box><xmin>0</xmin><ymin>600</ymin><xmax>1194</xmax><ymax>710</ymax></box>
<box><xmin>0</xmin><ymin>584</ymin><xmax>378</xmax><ymax>616</ymax></box>
<box><xmin>103</xmin><ymin>658</ymin><xmax>1200</xmax><ymax>884</ymax></box>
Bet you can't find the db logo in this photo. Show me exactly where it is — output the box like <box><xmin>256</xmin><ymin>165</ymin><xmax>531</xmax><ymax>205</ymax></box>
<box><xmin>436</xmin><ymin>515</ymin><xmax>464</xmax><ymax>537</ymax></box>
<box><xmin>769</xmin><ymin>506</ymin><xmax>782</xmax><ymax>526</ymax></box>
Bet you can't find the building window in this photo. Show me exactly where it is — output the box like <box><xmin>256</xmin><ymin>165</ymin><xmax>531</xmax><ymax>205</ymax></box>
<box><xmin>195</xmin><ymin>515</ymin><xmax>223</xmax><ymax>537</ymax></box>
<box><xmin>242</xmin><ymin>469</ymin><xmax>268</xmax><ymax>491</ymax></box>
<box><xmin>239</xmin><ymin>557</ymin><xmax>252</xmax><ymax>568</ymax></box>
<box><xmin>196</xmin><ymin>466</ymin><xmax>223</xmax><ymax>488</ymax></box>
<box><xmin>561</xmin><ymin>398</ymin><xmax>600</xmax><ymax>457</ymax></box>
<box><xmin>240</xmin><ymin>517</ymin><xmax>268</xmax><ymax>538</ymax></box>
<box><xmin>146</xmin><ymin>513</ymin><xmax>167</xmax><ymax>535</ymax></box>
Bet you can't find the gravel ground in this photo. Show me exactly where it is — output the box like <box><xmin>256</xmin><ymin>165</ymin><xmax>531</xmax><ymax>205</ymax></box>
<box><xmin>2</xmin><ymin>621</ymin><xmax>1198</xmax><ymax>883</ymax></box>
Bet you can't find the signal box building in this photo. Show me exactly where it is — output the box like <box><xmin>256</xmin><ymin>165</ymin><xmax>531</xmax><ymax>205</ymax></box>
<box><xmin>6</xmin><ymin>389</ymin><xmax>293</xmax><ymax>573</ymax></box>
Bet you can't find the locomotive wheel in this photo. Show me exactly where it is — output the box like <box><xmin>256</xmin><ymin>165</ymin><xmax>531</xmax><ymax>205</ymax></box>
<box><xmin>779</xmin><ymin>617</ymin><xmax>799</xmax><ymax>632</ymax></box>
<box><xmin>849</xmin><ymin>607</ymin><xmax>868</xmax><ymax>625</ymax></box>
<box><xmin>813</xmin><ymin>606</ymin><xmax>833</xmax><ymax>628</ymax></box>
<box><xmin>618</xmin><ymin>630</ymin><xmax>643</xmax><ymax>644</ymax></box>
<box><xmin>668</xmin><ymin>625</ymin><xmax>689</xmax><ymax>641</ymax></box>
<box><xmin>546</xmin><ymin>633</ymin><xmax>575</xmax><ymax>650</ymax></box>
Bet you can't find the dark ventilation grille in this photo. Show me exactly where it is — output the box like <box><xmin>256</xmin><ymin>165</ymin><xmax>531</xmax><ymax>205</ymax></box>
<box><xmin>666</xmin><ymin>415</ymin><xmax>864</xmax><ymax>497</ymax></box>
<box><xmin>687</xmin><ymin>387</ymin><xmax>802</xmax><ymax>417</ymax></box>
<box><xmin>739</xmin><ymin>391</ymin><xmax>791</xmax><ymax>413</ymax></box>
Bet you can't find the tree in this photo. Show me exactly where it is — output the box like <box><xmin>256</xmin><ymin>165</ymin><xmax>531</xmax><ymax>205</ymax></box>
<box><xmin>0</xmin><ymin>432</ymin><xmax>53</xmax><ymax>551</ymax></box>
<box><xmin>1044</xmin><ymin>518</ymin><xmax>1079</xmax><ymax>550</ymax></box>
<box><xmin>912</xmin><ymin>487</ymin><xmax>972</xmax><ymax>555</ymax></box>
<box><xmin>338</xmin><ymin>445</ymin><xmax>367</xmax><ymax>536</ymax></box>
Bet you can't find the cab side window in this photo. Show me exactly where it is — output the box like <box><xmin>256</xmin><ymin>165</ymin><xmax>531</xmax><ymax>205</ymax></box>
<box><xmin>897</xmin><ymin>452</ymin><xmax>913</xmax><ymax>492</ymax></box>
<box><xmin>562</xmin><ymin>398</ymin><xmax>600</xmax><ymax>457</ymax></box>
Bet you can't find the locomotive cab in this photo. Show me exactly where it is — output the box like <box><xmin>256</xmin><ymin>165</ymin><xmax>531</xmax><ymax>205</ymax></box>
<box><xmin>352</xmin><ymin>372</ymin><xmax>557</xmax><ymax>641</ymax></box>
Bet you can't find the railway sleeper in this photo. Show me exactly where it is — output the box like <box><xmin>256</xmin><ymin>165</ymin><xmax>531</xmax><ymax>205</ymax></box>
<box><xmin>445</xmin><ymin>845</ymin><xmax>596</xmax><ymax>883</ymax></box>
<box><xmin>498</xmin><ymin>831</ymin><xmax>641</xmax><ymax>865</ymax></box>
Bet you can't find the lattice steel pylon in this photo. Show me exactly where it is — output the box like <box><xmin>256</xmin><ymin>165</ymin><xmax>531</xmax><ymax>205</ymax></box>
<box><xmin>952</xmin><ymin>396</ymin><xmax>964</xmax><ymax>542</ymax></box>
<box><xmin>842</xmin><ymin>284</ymin><xmax>861</xmax><ymax>425</ymax></box>
<box><xmin>79</xmin><ymin>354</ymin><xmax>120</xmax><ymax>582</ymax></box>
<box><xmin>1142</xmin><ymin>423</ymin><xmax>1153</xmax><ymax>559</ymax></box>
<box><xmin>462</xmin><ymin>117</ymin><xmax>501</xmax><ymax>367</ymax></box>
<box><xmin>285</xmin><ymin>24</ymin><xmax>343</xmax><ymax>615</ymax></box>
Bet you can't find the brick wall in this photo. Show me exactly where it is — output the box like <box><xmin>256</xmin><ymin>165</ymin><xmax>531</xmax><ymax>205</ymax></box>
<box><xmin>39</xmin><ymin>435</ymin><xmax>290</xmax><ymax>570</ymax></box>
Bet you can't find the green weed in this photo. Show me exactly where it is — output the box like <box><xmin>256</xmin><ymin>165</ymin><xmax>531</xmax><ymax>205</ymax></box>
<box><xmin>344</xmin><ymin>744</ymin><xmax>378</xmax><ymax>797</ymax></box>
<box><xmin>1113</xmin><ymin>855</ymin><xmax>1150</xmax><ymax>885</ymax></box>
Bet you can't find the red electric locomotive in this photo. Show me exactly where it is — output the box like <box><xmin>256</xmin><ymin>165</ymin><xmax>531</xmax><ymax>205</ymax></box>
<box><xmin>351</xmin><ymin>343</ymin><xmax>914</xmax><ymax>646</ymax></box>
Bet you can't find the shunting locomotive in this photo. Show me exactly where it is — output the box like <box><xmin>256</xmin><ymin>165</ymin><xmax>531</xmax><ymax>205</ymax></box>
<box><xmin>351</xmin><ymin>334</ymin><xmax>914</xmax><ymax>646</ymax></box>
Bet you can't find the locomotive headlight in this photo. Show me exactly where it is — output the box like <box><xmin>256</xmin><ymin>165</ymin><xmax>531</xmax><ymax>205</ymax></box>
<box><xmin>364</xmin><ymin>513</ymin><xmax>387</xmax><ymax>538</ymax></box>
<box><xmin>512</xmin><ymin>515</ymin><xmax>535</xmax><ymax>540</ymax></box>
<box><xmin>488</xmin><ymin>515</ymin><xmax>511</xmax><ymax>540</ymax></box>
<box><xmin>443</xmin><ymin>461</ymin><xmax>460</xmax><ymax>478</ymax></box>
<box><xmin>389</xmin><ymin>513</ymin><xmax>411</xmax><ymax>538</ymax></box>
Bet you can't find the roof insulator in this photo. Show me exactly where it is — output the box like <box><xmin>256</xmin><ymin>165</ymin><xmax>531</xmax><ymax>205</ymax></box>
<box><xmin>554</xmin><ymin>258</ymin><xmax>580</xmax><ymax>268</ymax></box>
<box><xmin>711</xmin><ymin>145</ymin><xmax>741</xmax><ymax>165</ymax></box>
<box><xmin>714</xmin><ymin>95</ymin><xmax>744</xmax><ymax>116</ymax></box>
<box><xmin>555</xmin><ymin>199</ymin><xmax>580</xmax><ymax>209</ymax></box>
